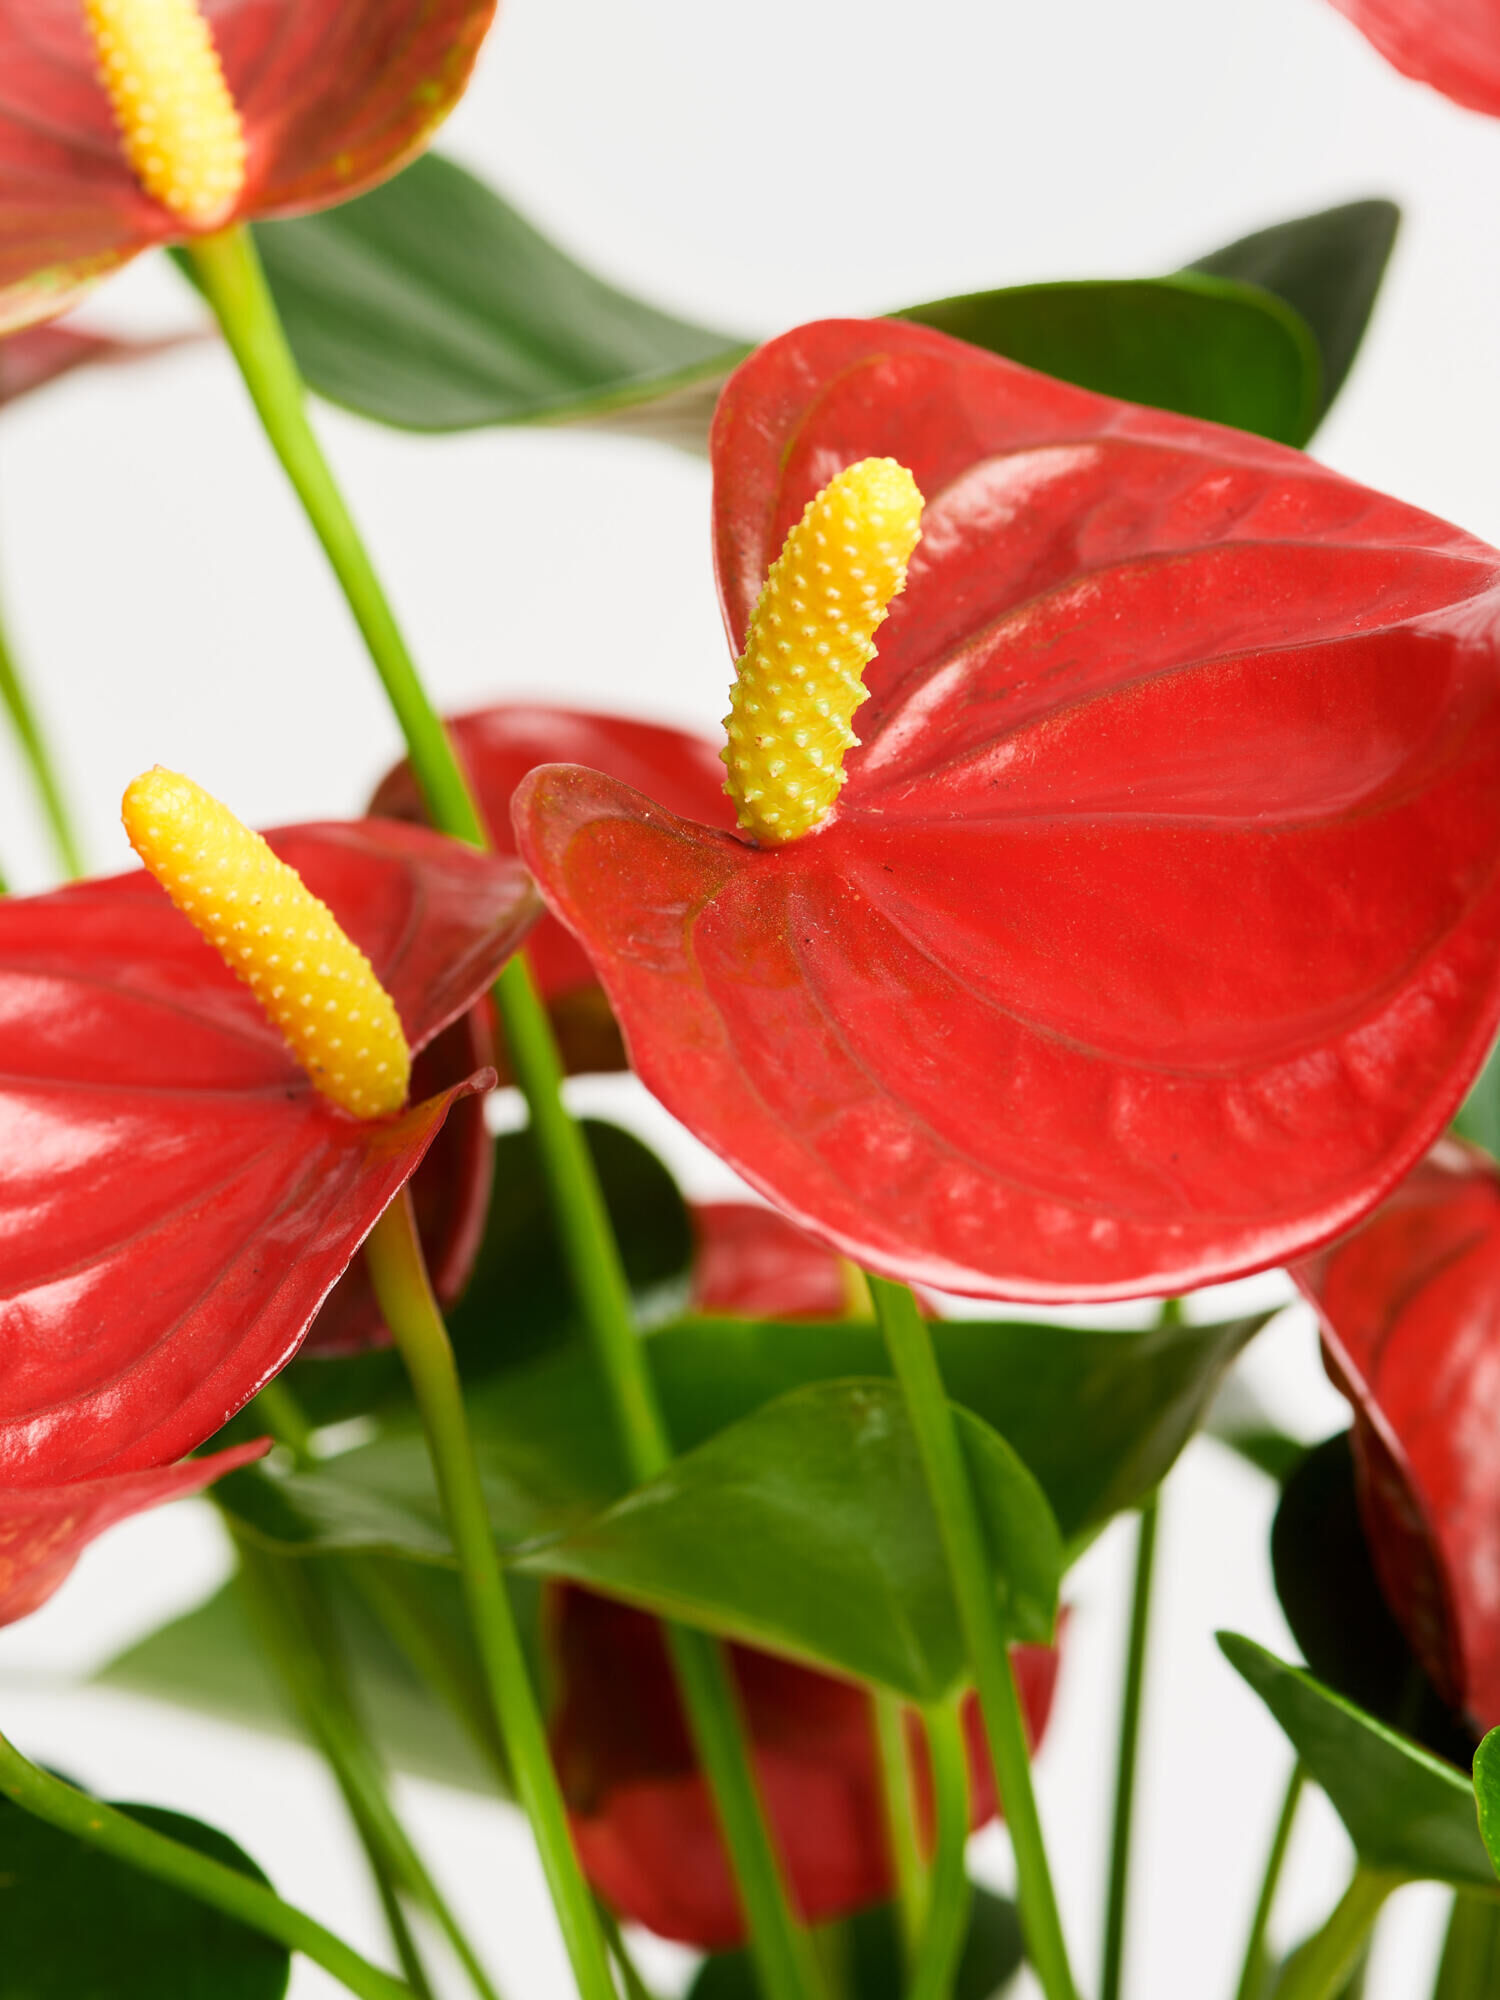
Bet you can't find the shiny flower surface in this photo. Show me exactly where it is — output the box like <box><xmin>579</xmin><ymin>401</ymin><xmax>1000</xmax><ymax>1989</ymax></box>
<box><xmin>515</xmin><ymin>318</ymin><xmax>1500</xmax><ymax>1302</ymax></box>
<box><xmin>1328</xmin><ymin>0</ymin><xmax>1500</xmax><ymax>117</ymax></box>
<box><xmin>0</xmin><ymin>818</ymin><xmax>536</xmax><ymax>1482</ymax></box>
<box><xmin>0</xmin><ymin>0</ymin><xmax>496</xmax><ymax>331</ymax></box>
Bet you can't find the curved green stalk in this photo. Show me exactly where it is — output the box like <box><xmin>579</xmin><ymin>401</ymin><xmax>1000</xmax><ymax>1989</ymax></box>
<box><xmin>0</xmin><ymin>580</ymin><xmax>85</xmax><ymax>878</ymax></box>
<box><xmin>874</xmin><ymin>1692</ymin><xmax>928</xmax><ymax>1966</ymax></box>
<box><xmin>0</xmin><ymin>1732</ymin><xmax>413</xmax><ymax>2000</ymax></box>
<box><xmin>1233</xmin><ymin>1763</ymin><xmax>1306</xmax><ymax>2000</ymax></box>
<box><xmin>909</xmin><ymin>1703</ymin><xmax>972</xmax><ymax>2000</ymax></box>
<box><xmin>1270</xmin><ymin>1869</ymin><xmax>1398</xmax><ymax>2000</ymax></box>
<box><xmin>1100</xmin><ymin>1489</ymin><xmax>1162</xmax><ymax>2000</ymax></box>
<box><xmin>868</xmin><ymin>1275</ymin><xmax>1077</xmax><ymax>2000</ymax></box>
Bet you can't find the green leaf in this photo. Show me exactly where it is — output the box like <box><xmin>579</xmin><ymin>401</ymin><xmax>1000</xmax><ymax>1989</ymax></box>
<box><xmin>1203</xmin><ymin>1372</ymin><xmax>1308</xmax><ymax>1483</ymax></box>
<box><xmin>1219</xmin><ymin>1634</ymin><xmax>1496</xmax><ymax>1889</ymax></box>
<box><xmin>1186</xmin><ymin>200</ymin><xmax>1399</xmax><ymax>424</ymax></box>
<box><xmin>0</xmin><ymin>1796</ymin><xmax>289</xmax><ymax>1997</ymax></box>
<box><xmin>1453</xmin><ymin>1038</ymin><xmax>1500</xmax><ymax>1160</ymax></box>
<box><xmin>1473</xmin><ymin>1730</ymin><xmax>1500</xmax><ymax>1877</ymax></box>
<box><xmin>1435</xmin><ymin>1892</ymin><xmax>1500</xmax><ymax>1997</ymax></box>
<box><xmin>897</xmin><ymin>274</ymin><xmax>1321</xmax><ymax>446</ymax></box>
<box><xmin>689</xmin><ymin>1889</ymin><xmax>1024</xmax><ymax>2000</ymax></box>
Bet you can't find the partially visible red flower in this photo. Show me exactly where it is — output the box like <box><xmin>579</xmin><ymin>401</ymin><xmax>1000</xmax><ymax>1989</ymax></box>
<box><xmin>0</xmin><ymin>321</ymin><xmax>194</xmax><ymax>405</ymax></box>
<box><xmin>372</xmin><ymin>704</ymin><xmax>730</xmax><ymax>1074</ymax></box>
<box><xmin>1294</xmin><ymin>1140</ymin><xmax>1500</xmax><ymax>1729</ymax></box>
<box><xmin>515</xmin><ymin>318</ymin><xmax>1500</xmax><ymax>1303</ymax></box>
<box><xmin>0</xmin><ymin>0</ymin><xmax>497</xmax><ymax>332</ymax></box>
<box><xmin>691</xmin><ymin>1201</ymin><xmax>856</xmax><ymax>1321</ymax></box>
<box><xmin>1327</xmin><ymin>0</ymin><xmax>1500</xmax><ymax>118</ymax></box>
<box><xmin>547</xmin><ymin>1582</ymin><xmax>1060</xmax><ymax>1948</ymax></box>
<box><xmin>0</xmin><ymin>818</ymin><xmax>536</xmax><ymax>1482</ymax></box>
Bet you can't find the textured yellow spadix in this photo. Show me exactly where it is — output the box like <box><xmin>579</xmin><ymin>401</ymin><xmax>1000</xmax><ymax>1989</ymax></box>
<box><xmin>123</xmin><ymin>768</ymin><xmax>412</xmax><ymax>1118</ymax></box>
<box><xmin>85</xmin><ymin>0</ymin><xmax>247</xmax><ymax>229</ymax></box>
<box><xmin>722</xmin><ymin>457</ymin><xmax>923</xmax><ymax>846</ymax></box>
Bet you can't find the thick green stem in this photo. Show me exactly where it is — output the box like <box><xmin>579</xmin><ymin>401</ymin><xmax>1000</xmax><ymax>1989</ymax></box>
<box><xmin>1099</xmin><ymin>1490</ymin><xmax>1161</xmax><ymax>2000</ymax></box>
<box><xmin>232</xmin><ymin>1534</ymin><xmax>503</xmax><ymax>2000</ymax></box>
<box><xmin>0</xmin><ymin>1732</ymin><xmax>412</xmax><ymax>2000</ymax></box>
<box><xmin>1233</xmin><ymin>1763</ymin><xmax>1306</xmax><ymax>2000</ymax></box>
<box><xmin>868</xmin><ymin>1275</ymin><xmax>1077</xmax><ymax>2000</ymax></box>
<box><xmin>364</xmin><ymin>1191</ymin><xmax>616</xmax><ymax>2000</ymax></box>
<box><xmin>874</xmin><ymin>1692</ymin><xmax>928</xmax><ymax>1966</ymax></box>
<box><xmin>1270</xmin><ymin>1869</ymin><xmax>1397</xmax><ymax>2000</ymax></box>
<box><xmin>0</xmin><ymin>579</ymin><xmax>85</xmax><ymax>878</ymax></box>
<box><xmin>909</xmin><ymin>1703</ymin><xmax>972</xmax><ymax>2000</ymax></box>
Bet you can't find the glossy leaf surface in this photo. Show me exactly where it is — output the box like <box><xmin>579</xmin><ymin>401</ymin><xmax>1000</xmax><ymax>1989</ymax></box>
<box><xmin>552</xmin><ymin>1583</ymin><xmax>1057</xmax><ymax>1944</ymax></box>
<box><xmin>517</xmin><ymin>315</ymin><xmax>1500</xmax><ymax>1300</ymax></box>
<box><xmin>0</xmin><ymin>1</ymin><xmax>496</xmax><ymax>329</ymax></box>
<box><xmin>258</xmin><ymin>154</ymin><xmax>1359</xmax><ymax>447</ymax></box>
<box><xmin>1295</xmin><ymin>1142</ymin><xmax>1500</xmax><ymax>1731</ymax></box>
<box><xmin>0</xmin><ymin>1794</ymin><xmax>289</xmax><ymax>1996</ymax></box>
<box><xmin>689</xmin><ymin>1890</ymin><xmax>1024</xmax><ymax>2000</ymax></box>
<box><xmin>1220</xmin><ymin>1633</ymin><xmax>1495</xmax><ymax>1887</ymax></box>
<box><xmin>1328</xmin><ymin>0</ymin><xmax>1500</xmax><ymax>117</ymax></box>
<box><xmin>0</xmin><ymin>1439</ymin><xmax>266</xmax><ymax>1628</ymax></box>
<box><xmin>1476</xmin><ymin>1730</ymin><xmax>1500</xmax><ymax>1875</ymax></box>
<box><xmin>0</xmin><ymin>820</ymin><xmax>533</xmax><ymax>1481</ymax></box>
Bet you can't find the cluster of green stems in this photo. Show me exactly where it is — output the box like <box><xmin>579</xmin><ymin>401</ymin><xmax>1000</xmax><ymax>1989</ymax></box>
<box><xmin>0</xmin><ymin>217</ymin><xmax>1405</xmax><ymax>2000</ymax></box>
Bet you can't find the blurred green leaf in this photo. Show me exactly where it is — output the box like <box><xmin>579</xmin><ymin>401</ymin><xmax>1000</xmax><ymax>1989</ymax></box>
<box><xmin>0</xmin><ymin>1796</ymin><xmax>289</xmax><ymax>1997</ymax></box>
<box><xmin>1474</xmin><ymin>1730</ymin><xmax>1500</xmax><ymax>1877</ymax></box>
<box><xmin>1435</xmin><ymin>1891</ymin><xmax>1500</xmax><ymax>1996</ymax></box>
<box><xmin>1453</xmin><ymin>1040</ymin><xmax>1500</xmax><ymax>1160</ymax></box>
<box><xmin>1204</xmin><ymin>1372</ymin><xmax>1309</xmax><ymax>1484</ymax></box>
<box><xmin>1220</xmin><ymin>1634</ymin><xmax>1495</xmax><ymax>1889</ymax></box>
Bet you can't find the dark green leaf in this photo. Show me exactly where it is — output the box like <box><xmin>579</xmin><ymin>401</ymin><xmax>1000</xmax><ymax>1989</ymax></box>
<box><xmin>0</xmin><ymin>1797</ymin><xmax>288</xmax><ymax>1998</ymax></box>
<box><xmin>1473</xmin><ymin>1730</ymin><xmax>1500</xmax><ymax>1877</ymax></box>
<box><xmin>1435</xmin><ymin>1891</ymin><xmax>1500</xmax><ymax>1996</ymax></box>
<box><xmin>1219</xmin><ymin>1634</ymin><xmax>1495</xmax><ymax>1888</ymax></box>
<box><xmin>1271</xmin><ymin>1434</ymin><xmax>1475</xmax><ymax>1768</ymax></box>
<box><xmin>1186</xmin><ymin>200</ymin><xmax>1399</xmax><ymax>423</ymax></box>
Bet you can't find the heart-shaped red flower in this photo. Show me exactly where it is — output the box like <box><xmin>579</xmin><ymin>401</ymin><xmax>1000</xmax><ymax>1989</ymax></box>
<box><xmin>1327</xmin><ymin>0</ymin><xmax>1500</xmax><ymax>117</ymax></box>
<box><xmin>0</xmin><ymin>0</ymin><xmax>496</xmax><ymax>331</ymax></box>
<box><xmin>0</xmin><ymin>818</ymin><xmax>536</xmax><ymax>1482</ymax></box>
<box><xmin>514</xmin><ymin>318</ymin><xmax>1500</xmax><ymax>1302</ymax></box>
<box><xmin>1294</xmin><ymin>1139</ymin><xmax>1500</xmax><ymax>1730</ymax></box>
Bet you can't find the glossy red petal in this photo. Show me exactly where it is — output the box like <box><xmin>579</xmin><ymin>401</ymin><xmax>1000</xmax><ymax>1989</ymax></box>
<box><xmin>548</xmin><ymin>1583</ymin><xmax>1059</xmax><ymax>1947</ymax></box>
<box><xmin>1328</xmin><ymin>0</ymin><xmax>1500</xmax><ymax>117</ymax></box>
<box><xmin>0</xmin><ymin>1437</ymin><xmax>267</xmax><ymax>1627</ymax></box>
<box><xmin>691</xmin><ymin>1202</ymin><xmax>854</xmax><ymax>1320</ymax></box>
<box><xmin>1294</xmin><ymin>1140</ymin><xmax>1500</xmax><ymax>1728</ymax></box>
<box><xmin>0</xmin><ymin>1</ymin><xmax>494</xmax><ymax>301</ymax></box>
<box><xmin>0</xmin><ymin>820</ymin><xmax>536</xmax><ymax>1482</ymax></box>
<box><xmin>514</xmin><ymin>318</ymin><xmax>1500</xmax><ymax>1302</ymax></box>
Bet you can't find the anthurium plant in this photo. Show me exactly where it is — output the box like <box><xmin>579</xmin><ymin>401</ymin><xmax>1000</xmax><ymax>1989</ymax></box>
<box><xmin>3</xmin><ymin>3</ymin><xmax>1500</xmax><ymax>1999</ymax></box>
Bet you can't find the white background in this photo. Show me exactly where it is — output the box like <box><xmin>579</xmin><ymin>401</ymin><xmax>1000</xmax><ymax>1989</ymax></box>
<box><xmin>0</xmin><ymin>0</ymin><xmax>1495</xmax><ymax>1992</ymax></box>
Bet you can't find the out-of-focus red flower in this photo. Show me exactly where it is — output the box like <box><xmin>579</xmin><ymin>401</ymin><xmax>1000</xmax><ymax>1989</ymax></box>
<box><xmin>372</xmin><ymin>704</ymin><xmax>730</xmax><ymax>1075</ymax></box>
<box><xmin>0</xmin><ymin>321</ymin><xmax>194</xmax><ymax>405</ymax></box>
<box><xmin>0</xmin><ymin>818</ymin><xmax>536</xmax><ymax>1483</ymax></box>
<box><xmin>547</xmin><ymin>1582</ymin><xmax>1060</xmax><ymax>1948</ymax></box>
<box><xmin>691</xmin><ymin>1201</ymin><xmax>856</xmax><ymax>1321</ymax></box>
<box><xmin>1327</xmin><ymin>0</ymin><xmax>1500</xmax><ymax>118</ymax></box>
<box><xmin>0</xmin><ymin>0</ymin><xmax>497</xmax><ymax>332</ymax></box>
<box><xmin>515</xmin><ymin>318</ymin><xmax>1500</xmax><ymax>1303</ymax></box>
<box><xmin>1295</xmin><ymin>1139</ymin><xmax>1500</xmax><ymax>1730</ymax></box>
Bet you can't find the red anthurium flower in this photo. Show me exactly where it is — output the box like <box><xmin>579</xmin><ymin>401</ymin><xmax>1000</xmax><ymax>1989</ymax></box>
<box><xmin>0</xmin><ymin>1438</ymin><xmax>266</xmax><ymax>1628</ymax></box>
<box><xmin>691</xmin><ymin>1201</ymin><xmax>858</xmax><ymax>1320</ymax></box>
<box><xmin>0</xmin><ymin>0</ymin><xmax>497</xmax><ymax>333</ymax></box>
<box><xmin>372</xmin><ymin>704</ymin><xmax>731</xmax><ymax>1075</ymax></box>
<box><xmin>1327</xmin><ymin>0</ymin><xmax>1500</xmax><ymax>117</ymax></box>
<box><xmin>514</xmin><ymin>318</ymin><xmax>1500</xmax><ymax>1303</ymax></box>
<box><xmin>0</xmin><ymin>812</ymin><xmax>536</xmax><ymax>1483</ymax></box>
<box><xmin>1294</xmin><ymin>1139</ymin><xmax>1500</xmax><ymax>1730</ymax></box>
<box><xmin>547</xmin><ymin>1582</ymin><xmax>1060</xmax><ymax>1948</ymax></box>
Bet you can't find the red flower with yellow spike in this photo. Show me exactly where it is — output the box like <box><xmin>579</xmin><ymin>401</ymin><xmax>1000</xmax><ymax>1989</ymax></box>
<box><xmin>0</xmin><ymin>0</ymin><xmax>496</xmax><ymax>331</ymax></box>
<box><xmin>514</xmin><ymin>319</ymin><xmax>1500</xmax><ymax>1302</ymax></box>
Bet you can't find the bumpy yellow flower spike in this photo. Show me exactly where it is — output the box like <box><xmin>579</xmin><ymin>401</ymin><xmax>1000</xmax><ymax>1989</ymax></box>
<box><xmin>722</xmin><ymin>457</ymin><xmax>923</xmax><ymax>846</ymax></box>
<box><xmin>123</xmin><ymin>768</ymin><xmax>411</xmax><ymax>1117</ymax></box>
<box><xmin>85</xmin><ymin>0</ymin><xmax>247</xmax><ymax>229</ymax></box>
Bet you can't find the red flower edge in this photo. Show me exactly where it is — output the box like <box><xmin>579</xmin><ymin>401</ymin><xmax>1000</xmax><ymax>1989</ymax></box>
<box><xmin>0</xmin><ymin>321</ymin><xmax>198</xmax><ymax>405</ymax></box>
<box><xmin>1328</xmin><ymin>0</ymin><xmax>1500</xmax><ymax>118</ymax></box>
<box><xmin>0</xmin><ymin>818</ymin><xmax>536</xmax><ymax>1482</ymax></box>
<box><xmin>548</xmin><ymin>1582</ymin><xmax>1060</xmax><ymax>1947</ymax></box>
<box><xmin>691</xmin><ymin>1201</ymin><xmax>857</xmax><ymax>1321</ymax></box>
<box><xmin>514</xmin><ymin>317</ymin><xmax>1500</xmax><ymax>1302</ymax></box>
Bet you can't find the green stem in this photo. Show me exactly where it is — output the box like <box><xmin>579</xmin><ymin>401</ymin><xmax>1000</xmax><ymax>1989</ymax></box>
<box><xmin>0</xmin><ymin>1731</ymin><xmax>412</xmax><ymax>2000</ymax></box>
<box><xmin>0</xmin><ymin>578</ymin><xmax>85</xmax><ymax>878</ymax></box>
<box><xmin>1099</xmin><ymin>1490</ymin><xmax>1161</xmax><ymax>2000</ymax></box>
<box><xmin>232</xmin><ymin>1534</ymin><xmax>503</xmax><ymax>2000</ymax></box>
<box><xmin>874</xmin><ymin>1692</ymin><xmax>928</xmax><ymax>1966</ymax></box>
<box><xmin>1270</xmin><ymin>1869</ymin><xmax>1398</xmax><ymax>2000</ymax></box>
<box><xmin>1233</xmin><ymin>1763</ymin><xmax>1306</xmax><ymax>2000</ymax></box>
<box><xmin>868</xmin><ymin>1275</ymin><xmax>1077</xmax><ymax>2000</ymax></box>
<box><xmin>909</xmin><ymin>1703</ymin><xmax>972</xmax><ymax>2000</ymax></box>
<box><xmin>364</xmin><ymin>1190</ymin><xmax>616</xmax><ymax>2000</ymax></box>
<box><xmin>183</xmin><ymin>226</ymin><xmax>484</xmax><ymax>848</ymax></box>
<box><xmin>596</xmin><ymin>1901</ymin><xmax>657</xmax><ymax>2000</ymax></box>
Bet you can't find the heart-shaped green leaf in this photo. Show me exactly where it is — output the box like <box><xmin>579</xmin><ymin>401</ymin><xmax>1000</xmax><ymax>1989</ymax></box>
<box><xmin>1219</xmin><ymin>1634</ymin><xmax>1496</xmax><ymax>1889</ymax></box>
<box><xmin>0</xmin><ymin>1796</ymin><xmax>289</xmax><ymax>1997</ymax></box>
